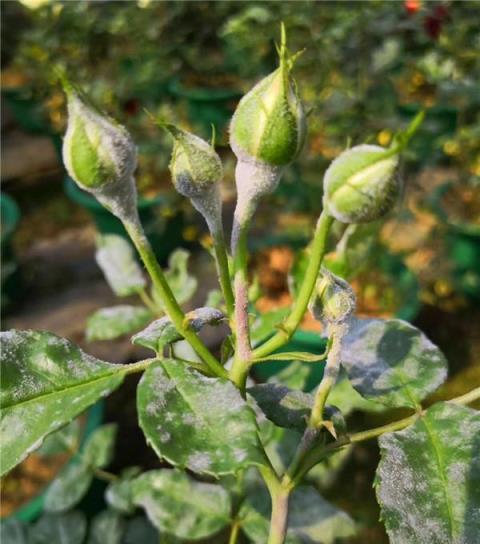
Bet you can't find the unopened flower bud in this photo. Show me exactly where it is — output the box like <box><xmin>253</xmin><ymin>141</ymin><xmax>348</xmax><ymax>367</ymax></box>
<box><xmin>323</xmin><ymin>144</ymin><xmax>399</xmax><ymax>224</ymax></box>
<box><xmin>62</xmin><ymin>81</ymin><xmax>138</xmax><ymax>223</ymax></box>
<box><xmin>310</xmin><ymin>268</ymin><xmax>356</xmax><ymax>327</ymax></box>
<box><xmin>163</xmin><ymin>123</ymin><xmax>223</xmax><ymax>236</ymax></box>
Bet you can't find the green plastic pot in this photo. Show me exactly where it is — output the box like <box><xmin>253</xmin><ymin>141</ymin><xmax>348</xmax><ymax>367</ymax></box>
<box><xmin>1</xmin><ymin>192</ymin><xmax>21</xmax><ymax>310</ymax></box>
<box><xmin>64</xmin><ymin>177</ymin><xmax>185</xmax><ymax>264</ymax></box>
<box><xmin>2</xmin><ymin>88</ymin><xmax>51</xmax><ymax>135</ymax></box>
<box><xmin>168</xmin><ymin>79</ymin><xmax>242</xmax><ymax>135</ymax></box>
<box><xmin>11</xmin><ymin>402</ymin><xmax>104</xmax><ymax>522</ymax></box>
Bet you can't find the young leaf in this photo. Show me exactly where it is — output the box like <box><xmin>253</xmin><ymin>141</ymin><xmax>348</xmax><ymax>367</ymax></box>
<box><xmin>86</xmin><ymin>305</ymin><xmax>153</xmax><ymax>341</ymax></box>
<box><xmin>105</xmin><ymin>467</ymin><xmax>141</xmax><ymax>514</ymax></box>
<box><xmin>87</xmin><ymin>510</ymin><xmax>125</xmax><ymax>544</ymax></box>
<box><xmin>82</xmin><ymin>423</ymin><xmax>118</xmax><ymax>468</ymax></box>
<box><xmin>151</xmin><ymin>249</ymin><xmax>197</xmax><ymax>308</ymax></box>
<box><xmin>44</xmin><ymin>460</ymin><xmax>93</xmax><ymax>512</ymax></box>
<box><xmin>248</xmin><ymin>383</ymin><xmax>313</xmax><ymax>432</ymax></box>
<box><xmin>0</xmin><ymin>519</ymin><xmax>28</xmax><ymax>544</ymax></box>
<box><xmin>131</xmin><ymin>470</ymin><xmax>231</xmax><ymax>540</ymax></box>
<box><xmin>29</xmin><ymin>512</ymin><xmax>87</xmax><ymax>544</ymax></box>
<box><xmin>95</xmin><ymin>234</ymin><xmax>146</xmax><ymax>297</ymax></box>
<box><xmin>376</xmin><ymin>402</ymin><xmax>480</xmax><ymax>544</ymax></box>
<box><xmin>137</xmin><ymin>361</ymin><xmax>267</xmax><ymax>476</ymax></box>
<box><xmin>341</xmin><ymin>318</ymin><xmax>447</xmax><ymax>408</ymax></box>
<box><xmin>0</xmin><ymin>330</ymin><xmax>125</xmax><ymax>476</ymax></box>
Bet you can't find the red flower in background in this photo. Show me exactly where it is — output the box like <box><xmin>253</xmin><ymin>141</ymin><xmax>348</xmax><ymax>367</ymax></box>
<box><xmin>423</xmin><ymin>4</ymin><xmax>450</xmax><ymax>40</ymax></box>
<box><xmin>405</xmin><ymin>0</ymin><xmax>421</xmax><ymax>15</ymax></box>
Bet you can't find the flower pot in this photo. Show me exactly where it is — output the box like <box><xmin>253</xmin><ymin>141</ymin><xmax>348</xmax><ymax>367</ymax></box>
<box><xmin>1</xmin><ymin>192</ymin><xmax>22</xmax><ymax>311</ymax></box>
<box><xmin>4</xmin><ymin>402</ymin><xmax>104</xmax><ymax>523</ymax></box>
<box><xmin>2</xmin><ymin>87</ymin><xmax>51</xmax><ymax>135</ymax></box>
<box><xmin>64</xmin><ymin>177</ymin><xmax>185</xmax><ymax>264</ymax></box>
<box><xmin>168</xmin><ymin>78</ymin><xmax>242</xmax><ymax>135</ymax></box>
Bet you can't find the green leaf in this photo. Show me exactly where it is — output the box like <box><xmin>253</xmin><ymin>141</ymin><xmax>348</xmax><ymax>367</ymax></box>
<box><xmin>0</xmin><ymin>330</ymin><xmax>125</xmax><ymax>476</ymax></box>
<box><xmin>0</xmin><ymin>519</ymin><xmax>28</xmax><ymax>544</ymax></box>
<box><xmin>251</xmin><ymin>308</ymin><xmax>289</xmax><ymax>347</ymax></box>
<box><xmin>131</xmin><ymin>470</ymin><xmax>231</xmax><ymax>540</ymax></box>
<box><xmin>83</xmin><ymin>423</ymin><xmax>118</xmax><ymax>468</ymax></box>
<box><xmin>122</xmin><ymin>516</ymin><xmax>158</xmax><ymax>544</ymax></box>
<box><xmin>248</xmin><ymin>384</ymin><xmax>313</xmax><ymax>432</ymax></box>
<box><xmin>239</xmin><ymin>485</ymin><xmax>355</xmax><ymax>543</ymax></box>
<box><xmin>132</xmin><ymin>307</ymin><xmax>225</xmax><ymax>353</ymax></box>
<box><xmin>253</xmin><ymin>350</ymin><xmax>327</xmax><ymax>364</ymax></box>
<box><xmin>29</xmin><ymin>512</ymin><xmax>87</xmax><ymax>544</ymax></box>
<box><xmin>95</xmin><ymin>234</ymin><xmax>145</xmax><ymax>297</ymax></box>
<box><xmin>341</xmin><ymin>318</ymin><xmax>448</xmax><ymax>408</ymax></box>
<box><xmin>44</xmin><ymin>460</ymin><xmax>93</xmax><ymax>512</ymax></box>
<box><xmin>307</xmin><ymin>445</ymin><xmax>353</xmax><ymax>490</ymax></box>
<box><xmin>152</xmin><ymin>249</ymin><xmax>197</xmax><ymax>308</ymax></box>
<box><xmin>86</xmin><ymin>305</ymin><xmax>153</xmax><ymax>341</ymax></box>
<box><xmin>36</xmin><ymin>420</ymin><xmax>81</xmax><ymax>456</ymax></box>
<box><xmin>269</xmin><ymin>360</ymin><xmax>311</xmax><ymax>390</ymax></box>
<box><xmin>137</xmin><ymin>360</ymin><xmax>267</xmax><ymax>476</ymax></box>
<box><xmin>106</xmin><ymin>467</ymin><xmax>141</xmax><ymax>514</ymax></box>
<box><xmin>87</xmin><ymin>510</ymin><xmax>125</xmax><ymax>544</ymax></box>
<box><xmin>376</xmin><ymin>402</ymin><xmax>480</xmax><ymax>544</ymax></box>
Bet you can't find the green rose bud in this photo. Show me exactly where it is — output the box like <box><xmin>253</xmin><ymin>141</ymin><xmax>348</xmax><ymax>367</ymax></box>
<box><xmin>309</xmin><ymin>268</ymin><xmax>356</xmax><ymax>327</ymax></box>
<box><xmin>62</xmin><ymin>81</ymin><xmax>138</xmax><ymax>223</ymax></box>
<box><xmin>323</xmin><ymin>144</ymin><xmax>399</xmax><ymax>224</ymax></box>
<box><xmin>230</xmin><ymin>25</ymin><xmax>305</xmax><ymax>167</ymax></box>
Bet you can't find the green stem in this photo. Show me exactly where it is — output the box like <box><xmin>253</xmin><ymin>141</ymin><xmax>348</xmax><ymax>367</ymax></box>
<box><xmin>253</xmin><ymin>212</ymin><xmax>334</xmax><ymax>359</ymax></box>
<box><xmin>137</xmin><ymin>287</ymin><xmax>161</xmax><ymax>315</ymax></box>
<box><xmin>212</xmin><ymin>229</ymin><xmax>235</xmax><ymax>320</ymax></box>
<box><xmin>124</xmin><ymin>221</ymin><xmax>227</xmax><ymax>378</ymax></box>
<box><xmin>93</xmin><ymin>468</ymin><xmax>118</xmax><ymax>483</ymax></box>
<box><xmin>228</xmin><ymin>521</ymin><xmax>241</xmax><ymax>544</ymax></box>
<box><xmin>267</xmin><ymin>489</ymin><xmax>290</xmax><ymax>544</ymax></box>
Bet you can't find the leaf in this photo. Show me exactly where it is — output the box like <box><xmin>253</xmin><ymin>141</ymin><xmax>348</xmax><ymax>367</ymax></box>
<box><xmin>86</xmin><ymin>305</ymin><xmax>153</xmax><ymax>342</ymax></box>
<box><xmin>0</xmin><ymin>330</ymin><xmax>125</xmax><ymax>476</ymax></box>
<box><xmin>376</xmin><ymin>402</ymin><xmax>480</xmax><ymax>544</ymax></box>
<box><xmin>29</xmin><ymin>512</ymin><xmax>87</xmax><ymax>544</ymax></box>
<box><xmin>340</xmin><ymin>318</ymin><xmax>448</xmax><ymax>408</ymax></box>
<box><xmin>307</xmin><ymin>445</ymin><xmax>353</xmax><ymax>490</ymax></box>
<box><xmin>152</xmin><ymin>249</ymin><xmax>197</xmax><ymax>308</ymax></box>
<box><xmin>83</xmin><ymin>423</ymin><xmax>118</xmax><ymax>468</ymax></box>
<box><xmin>87</xmin><ymin>510</ymin><xmax>125</xmax><ymax>544</ymax></box>
<box><xmin>122</xmin><ymin>516</ymin><xmax>158</xmax><ymax>544</ymax></box>
<box><xmin>137</xmin><ymin>360</ymin><xmax>267</xmax><ymax>476</ymax></box>
<box><xmin>239</xmin><ymin>485</ymin><xmax>355</xmax><ymax>543</ymax></box>
<box><xmin>269</xmin><ymin>360</ymin><xmax>312</xmax><ymax>390</ymax></box>
<box><xmin>131</xmin><ymin>470</ymin><xmax>231</xmax><ymax>540</ymax></box>
<box><xmin>0</xmin><ymin>519</ymin><xmax>28</xmax><ymax>544</ymax></box>
<box><xmin>250</xmin><ymin>308</ymin><xmax>290</xmax><ymax>346</ymax></box>
<box><xmin>132</xmin><ymin>307</ymin><xmax>225</xmax><ymax>353</ymax></box>
<box><xmin>253</xmin><ymin>350</ymin><xmax>328</xmax><ymax>364</ymax></box>
<box><xmin>248</xmin><ymin>384</ymin><xmax>313</xmax><ymax>432</ymax></box>
<box><xmin>44</xmin><ymin>460</ymin><xmax>93</xmax><ymax>512</ymax></box>
<box><xmin>36</xmin><ymin>420</ymin><xmax>81</xmax><ymax>456</ymax></box>
<box><xmin>106</xmin><ymin>467</ymin><xmax>141</xmax><ymax>514</ymax></box>
<box><xmin>95</xmin><ymin>234</ymin><xmax>145</xmax><ymax>297</ymax></box>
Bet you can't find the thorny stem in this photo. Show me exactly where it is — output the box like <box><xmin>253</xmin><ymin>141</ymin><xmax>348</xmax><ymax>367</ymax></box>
<box><xmin>253</xmin><ymin>211</ymin><xmax>334</xmax><ymax>359</ymax></box>
<box><xmin>124</xmin><ymin>220</ymin><xmax>227</xmax><ymax>379</ymax></box>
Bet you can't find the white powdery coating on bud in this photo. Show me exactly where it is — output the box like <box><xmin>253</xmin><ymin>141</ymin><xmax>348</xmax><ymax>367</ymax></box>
<box><xmin>63</xmin><ymin>92</ymin><xmax>139</xmax><ymax>224</ymax></box>
<box><xmin>189</xmin><ymin>184</ymin><xmax>223</xmax><ymax>238</ymax></box>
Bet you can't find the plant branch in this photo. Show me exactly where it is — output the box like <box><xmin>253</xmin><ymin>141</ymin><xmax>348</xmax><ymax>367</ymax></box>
<box><xmin>228</xmin><ymin>521</ymin><xmax>241</xmax><ymax>544</ymax></box>
<box><xmin>137</xmin><ymin>287</ymin><xmax>160</xmax><ymax>315</ymax></box>
<box><xmin>253</xmin><ymin>211</ymin><xmax>334</xmax><ymax>359</ymax></box>
<box><xmin>212</xmin><ymin>229</ymin><xmax>235</xmax><ymax>320</ymax></box>
<box><xmin>124</xmin><ymin>220</ymin><xmax>227</xmax><ymax>378</ymax></box>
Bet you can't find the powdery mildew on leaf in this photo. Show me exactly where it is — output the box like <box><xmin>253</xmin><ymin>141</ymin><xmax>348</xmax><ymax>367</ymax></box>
<box><xmin>0</xmin><ymin>330</ymin><xmax>125</xmax><ymax>476</ymax></box>
<box><xmin>44</xmin><ymin>461</ymin><xmax>93</xmax><ymax>513</ymax></box>
<box><xmin>86</xmin><ymin>305</ymin><xmax>152</xmax><ymax>342</ymax></box>
<box><xmin>376</xmin><ymin>402</ymin><xmax>480</xmax><ymax>544</ymax></box>
<box><xmin>340</xmin><ymin>318</ymin><xmax>447</xmax><ymax>408</ymax></box>
<box><xmin>131</xmin><ymin>470</ymin><xmax>231</xmax><ymax>540</ymax></box>
<box><xmin>30</xmin><ymin>511</ymin><xmax>87</xmax><ymax>544</ymax></box>
<box><xmin>95</xmin><ymin>234</ymin><xmax>145</xmax><ymax>297</ymax></box>
<box><xmin>137</xmin><ymin>360</ymin><xmax>267</xmax><ymax>476</ymax></box>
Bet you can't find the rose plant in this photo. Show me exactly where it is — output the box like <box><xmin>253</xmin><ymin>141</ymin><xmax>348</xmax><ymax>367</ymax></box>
<box><xmin>1</xmin><ymin>27</ymin><xmax>479</xmax><ymax>543</ymax></box>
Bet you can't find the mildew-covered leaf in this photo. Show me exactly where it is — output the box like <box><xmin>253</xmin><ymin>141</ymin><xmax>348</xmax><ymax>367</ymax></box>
<box><xmin>83</xmin><ymin>423</ymin><xmax>118</xmax><ymax>468</ymax></box>
<box><xmin>131</xmin><ymin>470</ymin><xmax>231</xmax><ymax>540</ymax></box>
<box><xmin>87</xmin><ymin>510</ymin><xmax>125</xmax><ymax>544</ymax></box>
<box><xmin>341</xmin><ymin>318</ymin><xmax>447</xmax><ymax>408</ymax></box>
<box><xmin>137</xmin><ymin>360</ymin><xmax>267</xmax><ymax>476</ymax></box>
<box><xmin>376</xmin><ymin>402</ymin><xmax>480</xmax><ymax>544</ymax></box>
<box><xmin>122</xmin><ymin>516</ymin><xmax>158</xmax><ymax>544</ymax></box>
<box><xmin>0</xmin><ymin>330</ymin><xmax>125</xmax><ymax>476</ymax></box>
<box><xmin>151</xmin><ymin>249</ymin><xmax>197</xmax><ymax>308</ymax></box>
<box><xmin>86</xmin><ymin>305</ymin><xmax>153</xmax><ymax>341</ymax></box>
<box><xmin>239</xmin><ymin>485</ymin><xmax>355</xmax><ymax>543</ymax></box>
<box><xmin>105</xmin><ymin>467</ymin><xmax>141</xmax><ymax>514</ymax></box>
<box><xmin>0</xmin><ymin>519</ymin><xmax>28</xmax><ymax>543</ymax></box>
<box><xmin>36</xmin><ymin>420</ymin><xmax>81</xmax><ymax>456</ymax></box>
<box><xmin>44</xmin><ymin>460</ymin><xmax>93</xmax><ymax>512</ymax></box>
<box><xmin>132</xmin><ymin>307</ymin><xmax>225</xmax><ymax>353</ymax></box>
<box><xmin>29</xmin><ymin>512</ymin><xmax>87</xmax><ymax>544</ymax></box>
<box><xmin>95</xmin><ymin>234</ymin><xmax>145</xmax><ymax>297</ymax></box>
